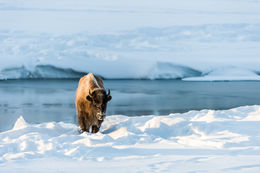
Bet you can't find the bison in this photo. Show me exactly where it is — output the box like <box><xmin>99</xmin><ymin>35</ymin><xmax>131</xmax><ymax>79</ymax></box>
<box><xmin>75</xmin><ymin>73</ymin><xmax>112</xmax><ymax>133</ymax></box>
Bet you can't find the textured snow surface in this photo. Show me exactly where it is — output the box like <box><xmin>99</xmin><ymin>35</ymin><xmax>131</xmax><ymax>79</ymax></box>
<box><xmin>1</xmin><ymin>105</ymin><xmax>260</xmax><ymax>172</ymax></box>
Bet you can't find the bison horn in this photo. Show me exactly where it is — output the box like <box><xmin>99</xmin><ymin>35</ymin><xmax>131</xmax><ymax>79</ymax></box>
<box><xmin>107</xmin><ymin>89</ymin><xmax>110</xmax><ymax>96</ymax></box>
<box><xmin>89</xmin><ymin>89</ymin><xmax>93</xmax><ymax>96</ymax></box>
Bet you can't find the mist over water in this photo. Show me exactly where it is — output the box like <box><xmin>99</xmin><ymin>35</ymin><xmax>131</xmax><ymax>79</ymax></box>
<box><xmin>1</xmin><ymin>79</ymin><xmax>260</xmax><ymax>132</ymax></box>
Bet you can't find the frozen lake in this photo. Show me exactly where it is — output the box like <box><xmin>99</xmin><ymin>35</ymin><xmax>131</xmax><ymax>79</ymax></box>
<box><xmin>0</xmin><ymin>79</ymin><xmax>260</xmax><ymax>132</ymax></box>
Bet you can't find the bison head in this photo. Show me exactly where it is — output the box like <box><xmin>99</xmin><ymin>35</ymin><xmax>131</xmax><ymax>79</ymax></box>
<box><xmin>86</xmin><ymin>89</ymin><xmax>112</xmax><ymax>120</ymax></box>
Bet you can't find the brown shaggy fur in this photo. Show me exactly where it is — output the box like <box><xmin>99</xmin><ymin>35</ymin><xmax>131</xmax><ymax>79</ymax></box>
<box><xmin>75</xmin><ymin>73</ymin><xmax>111</xmax><ymax>133</ymax></box>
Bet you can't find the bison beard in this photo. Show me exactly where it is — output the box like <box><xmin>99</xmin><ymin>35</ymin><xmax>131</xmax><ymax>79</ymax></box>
<box><xmin>75</xmin><ymin>73</ymin><xmax>112</xmax><ymax>133</ymax></box>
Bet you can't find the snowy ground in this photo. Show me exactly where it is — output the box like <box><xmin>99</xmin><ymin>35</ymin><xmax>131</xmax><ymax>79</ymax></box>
<box><xmin>0</xmin><ymin>0</ymin><xmax>260</xmax><ymax>80</ymax></box>
<box><xmin>1</xmin><ymin>105</ymin><xmax>260</xmax><ymax>172</ymax></box>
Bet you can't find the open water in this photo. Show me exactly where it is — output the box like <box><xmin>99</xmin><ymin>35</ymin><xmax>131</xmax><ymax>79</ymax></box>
<box><xmin>1</xmin><ymin>79</ymin><xmax>260</xmax><ymax>131</ymax></box>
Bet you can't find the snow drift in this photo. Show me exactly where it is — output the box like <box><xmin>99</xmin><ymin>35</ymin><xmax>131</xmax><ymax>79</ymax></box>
<box><xmin>1</xmin><ymin>105</ymin><xmax>260</xmax><ymax>172</ymax></box>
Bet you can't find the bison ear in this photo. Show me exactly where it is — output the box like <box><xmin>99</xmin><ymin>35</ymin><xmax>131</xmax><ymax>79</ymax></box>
<box><xmin>107</xmin><ymin>95</ymin><xmax>112</xmax><ymax>102</ymax></box>
<box><xmin>86</xmin><ymin>95</ymin><xmax>93</xmax><ymax>102</ymax></box>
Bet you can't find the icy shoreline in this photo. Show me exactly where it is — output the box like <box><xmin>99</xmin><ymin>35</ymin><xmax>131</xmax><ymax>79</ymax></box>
<box><xmin>1</xmin><ymin>105</ymin><xmax>260</xmax><ymax>172</ymax></box>
<box><xmin>1</xmin><ymin>63</ymin><xmax>260</xmax><ymax>81</ymax></box>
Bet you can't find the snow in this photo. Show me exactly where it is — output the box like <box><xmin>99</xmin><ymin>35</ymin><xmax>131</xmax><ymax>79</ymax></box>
<box><xmin>0</xmin><ymin>65</ymin><xmax>85</xmax><ymax>80</ymax></box>
<box><xmin>145</xmin><ymin>62</ymin><xmax>202</xmax><ymax>80</ymax></box>
<box><xmin>1</xmin><ymin>105</ymin><xmax>260</xmax><ymax>172</ymax></box>
<box><xmin>12</xmin><ymin>116</ymin><xmax>28</xmax><ymax>130</ymax></box>
<box><xmin>1</xmin><ymin>0</ymin><xmax>260</xmax><ymax>80</ymax></box>
<box><xmin>184</xmin><ymin>67</ymin><xmax>260</xmax><ymax>81</ymax></box>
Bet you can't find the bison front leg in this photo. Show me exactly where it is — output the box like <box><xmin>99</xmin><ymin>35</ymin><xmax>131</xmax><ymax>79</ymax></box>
<box><xmin>78</xmin><ymin>111</ymin><xmax>89</xmax><ymax>133</ymax></box>
<box><xmin>84</xmin><ymin>119</ymin><xmax>91</xmax><ymax>133</ymax></box>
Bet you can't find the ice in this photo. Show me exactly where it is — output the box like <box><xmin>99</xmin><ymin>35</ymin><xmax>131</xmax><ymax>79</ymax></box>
<box><xmin>1</xmin><ymin>105</ymin><xmax>260</xmax><ymax>172</ymax></box>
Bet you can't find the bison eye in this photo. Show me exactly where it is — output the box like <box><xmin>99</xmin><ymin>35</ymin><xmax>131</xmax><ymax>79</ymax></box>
<box><xmin>86</xmin><ymin>96</ymin><xmax>93</xmax><ymax>102</ymax></box>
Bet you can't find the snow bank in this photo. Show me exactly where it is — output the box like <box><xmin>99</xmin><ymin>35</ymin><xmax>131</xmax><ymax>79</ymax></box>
<box><xmin>185</xmin><ymin>67</ymin><xmax>260</xmax><ymax>81</ymax></box>
<box><xmin>0</xmin><ymin>65</ymin><xmax>87</xmax><ymax>80</ymax></box>
<box><xmin>1</xmin><ymin>63</ymin><xmax>260</xmax><ymax>81</ymax></box>
<box><xmin>1</xmin><ymin>105</ymin><xmax>260</xmax><ymax>172</ymax></box>
<box><xmin>145</xmin><ymin>62</ymin><xmax>202</xmax><ymax>80</ymax></box>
